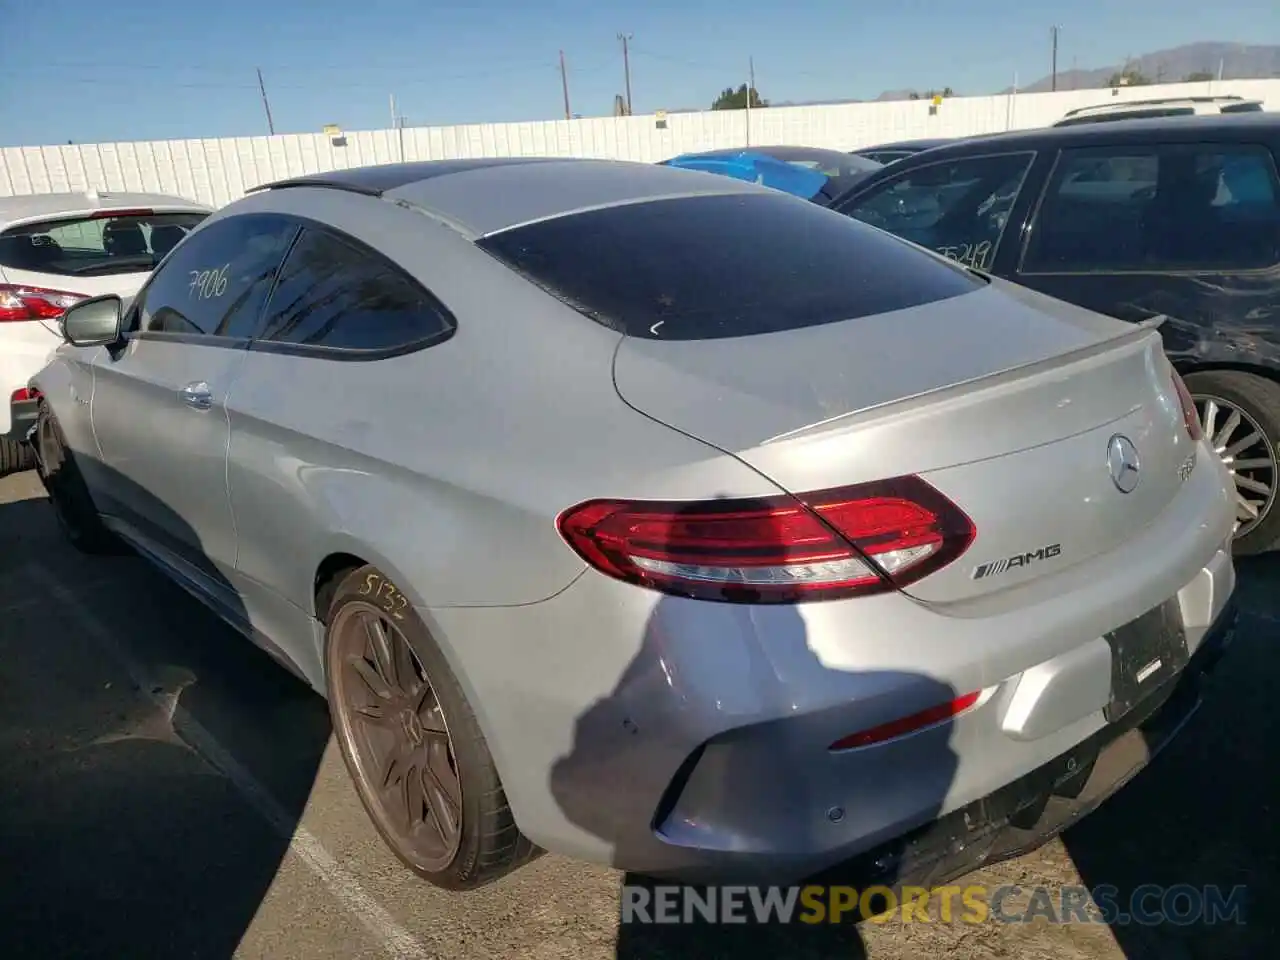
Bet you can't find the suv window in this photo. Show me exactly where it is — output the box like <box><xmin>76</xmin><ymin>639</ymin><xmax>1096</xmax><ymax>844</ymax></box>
<box><xmin>255</xmin><ymin>227</ymin><xmax>454</xmax><ymax>354</ymax></box>
<box><xmin>1022</xmin><ymin>143</ymin><xmax>1280</xmax><ymax>273</ymax></box>
<box><xmin>477</xmin><ymin>192</ymin><xmax>982</xmax><ymax>341</ymax></box>
<box><xmin>0</xmin><ymin>211</ymin><xmax>207</xmax><ymax>278</ymax></box>
<box><xmin>836</xmin><ymin>152</ymin><xmax>1035</xmax><ymax>270</ymax></box>
<box><xmin>135</xmin><ymin>214</ymin><xmax>298</xmax><ymax>339</ymax></box>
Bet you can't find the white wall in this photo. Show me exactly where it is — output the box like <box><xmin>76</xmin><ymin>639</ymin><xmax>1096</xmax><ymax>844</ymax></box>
<box><xmin>3</xmin><ymin>80</ymin><xmax>1278</xmax><ymax>208</ymax></box>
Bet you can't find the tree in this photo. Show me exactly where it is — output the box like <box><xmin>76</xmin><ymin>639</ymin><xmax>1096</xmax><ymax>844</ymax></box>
<box><xmin>1184</xmin><ymin>71</ymin><xmax>1214</xmax><ymax>82</ymax></box>
<box><xmin>711</xmin><ymin>84</ymin><xmax>767</xmax><ymax>110</ymax></box>
<box><xmin>1108</xmin><ymin>68</ymin><xmax>1151</xmax><ymax>87</ymax></box>
<box><xmin>908</xmin><ymin>86</ymin><xmax>955</xmax><ymax>101</ymax></box>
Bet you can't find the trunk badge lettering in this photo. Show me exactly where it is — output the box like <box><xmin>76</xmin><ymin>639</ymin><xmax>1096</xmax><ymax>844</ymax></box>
<box><xmin>972</xmin><ymin>543</ymin><xmax>1063</xmax><ymax>580</ymax></box>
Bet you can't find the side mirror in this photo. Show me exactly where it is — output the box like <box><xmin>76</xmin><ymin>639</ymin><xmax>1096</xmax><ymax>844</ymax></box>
<box><xmin>61</xmin><ymin>294</ymin><xmax>123</xmax><ymax>347</ymax></box>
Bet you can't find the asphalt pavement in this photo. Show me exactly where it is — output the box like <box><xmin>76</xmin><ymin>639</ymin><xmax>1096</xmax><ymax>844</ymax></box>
<box><xmin>0</xmin><ymin>468</ymin><xmax>1275</xmax><ymax>960</ymax></box>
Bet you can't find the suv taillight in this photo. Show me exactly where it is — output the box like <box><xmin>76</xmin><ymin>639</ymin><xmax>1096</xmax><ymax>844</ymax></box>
<box><xmin>1169</xmin><ymin>368</ymin><xmax>1202</xmax><ymax>442</ymax></box>
<box><xmin>0</xmin><ymin>283</ymin><xmax>87</xmax><ymax>323</ymax></box>
<box><xmin>557</xmin><ymin>476</ymin><xmax>975</xmax><ymax>603</ymax></box>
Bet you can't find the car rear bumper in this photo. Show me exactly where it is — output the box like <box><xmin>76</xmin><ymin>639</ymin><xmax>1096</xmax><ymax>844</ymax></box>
<box><xmin>425</xmin><ymin>453</ymin><xmax>1235</xmax><ymax>883</ymax></box>
<box><xmin>811</xmin><ymin>590</ymin><xmax>1238</xmax><ymax>891</ymax></box>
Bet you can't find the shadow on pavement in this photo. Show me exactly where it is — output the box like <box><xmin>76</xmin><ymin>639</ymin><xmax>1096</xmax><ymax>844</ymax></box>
<box><xmin>1063</xmin><ymin>552</ymin><xmax>1280</xmax><ymax>960</ymax></box>
<box><xmin>548</xmin><ymin>498</ymin><xmax>963</xmax><ymax>959</ymax></box>
<box><xmin>0</xmin><ymin>472</ymin><xmax>331</xmax><ymax>960</ymax></box>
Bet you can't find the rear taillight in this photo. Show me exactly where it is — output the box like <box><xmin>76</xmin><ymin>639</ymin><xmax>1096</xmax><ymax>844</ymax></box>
<box><xmin>0</xmin><ymin>283</ymin><xmax>87</xmax><ymax>323</ymax></box>
<box><xmin>10</xmin><ymin>387</ymin><xmax>38</xmax><ymax>403</ymax></box>
<box><xmin>557</xmin><ymin>476</ymin><xmax>975</xmax><ymax>603</ymax></box>
<box><xmin>1169</xmin><ymin>368</ymin><xmax>1202</xmax><ymax>442</ymax></box>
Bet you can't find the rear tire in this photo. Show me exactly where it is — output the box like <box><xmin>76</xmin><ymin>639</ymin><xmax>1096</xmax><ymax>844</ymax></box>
<box><xmin>324</xmin><ymin>564</ymin><xmax>540</xmax><ymax>890</ymax></box>
<box><xmin>0</xmin><ymin>436</ymin><xmax>34</xmax><ymax>476</ymax></box>
<box><xmin>33</xmin><ymin>401</ymin><xmax>123</xmax><ymax>555</ymax></box>
<box><xmin>1183</xmin><ymin>370</ymin><xmax>1280</xmax><ymax>556</ymax></box>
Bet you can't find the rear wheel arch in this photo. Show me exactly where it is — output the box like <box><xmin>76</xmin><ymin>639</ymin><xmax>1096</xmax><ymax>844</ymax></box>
<box><xmin>314</xmin><ymin>551</ymin><xmax>367</xmax><ymax>624</ymax></box>
<box><xmin>1173</xmin><ymin>358</ymin><xmax>1280</xmax><ymax>386</ymax></box>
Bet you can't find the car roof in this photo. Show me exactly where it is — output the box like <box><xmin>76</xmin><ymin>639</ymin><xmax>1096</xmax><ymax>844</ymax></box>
<box><xmin>676</xmin><ymin>145</ymin><xmax>855</xmax><ymax>163</ymax></box>
<box><xmin>252</xmin><ymin>156</ymin><xmax>766</xmax><ymax>237</ymax></box>
<box><xmin>866</xmin><ymin>112</ymin><xmax>1279</xmax><ymax>158</ymax></box>
<box><xmin>0</xmin><ymin>190</ymin><xmax>211</xmax><ymax>231</ymax></box>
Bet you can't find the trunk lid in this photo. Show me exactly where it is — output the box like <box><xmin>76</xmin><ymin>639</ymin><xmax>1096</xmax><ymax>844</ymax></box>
<box><xmin>613</xmin><ymin>281</ymin><xmax>1197</xmax><ymax>603</ymax></box>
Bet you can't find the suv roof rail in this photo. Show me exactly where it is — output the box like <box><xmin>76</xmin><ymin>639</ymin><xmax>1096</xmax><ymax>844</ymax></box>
<box><xmin>1059</xmin><ymin>94</ymin><xmax>1249</xmax><ymax>119</ymax></box>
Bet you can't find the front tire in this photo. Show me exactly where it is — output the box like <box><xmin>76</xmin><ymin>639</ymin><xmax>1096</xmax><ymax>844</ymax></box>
<box><xmin>1183</xmin><ymin>370</ymin><xmax>1280</xmax><ymax>556</ymax></box>
<box><xmin>323</xmin><ymin>565</ymin><xmax>540</xmax><ymax>890</ymax></box>
<box><xmin>32</xmin><ymin>401</ymin><xmax>122</xmax><ymax>555</ymax></box>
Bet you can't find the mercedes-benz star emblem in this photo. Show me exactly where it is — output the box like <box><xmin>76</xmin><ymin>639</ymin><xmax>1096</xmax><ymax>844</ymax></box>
<box><xmin>1107</xmin><ymin>434</ymin><xmax>1141</xmax><ymax>494</ymax></box>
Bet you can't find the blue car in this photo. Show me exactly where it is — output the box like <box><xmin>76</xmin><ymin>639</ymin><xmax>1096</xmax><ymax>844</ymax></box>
<box><xmin>660</xmin><ymin>146</ymin><xmax>882</xmax><ymax>205</ymax></box>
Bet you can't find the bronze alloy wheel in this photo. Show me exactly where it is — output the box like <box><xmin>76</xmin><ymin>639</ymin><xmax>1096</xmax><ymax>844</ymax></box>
<box><xmin>329</xmin><ymin>602</ymin><xmax>463</xmax><ymax>873</ymax></box>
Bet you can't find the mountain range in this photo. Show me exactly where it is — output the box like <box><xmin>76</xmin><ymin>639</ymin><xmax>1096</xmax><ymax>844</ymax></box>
<box><xmin>765</xmin><ymin>42</ymin><xmax>1279</xmax><ymax>108</ymax></box>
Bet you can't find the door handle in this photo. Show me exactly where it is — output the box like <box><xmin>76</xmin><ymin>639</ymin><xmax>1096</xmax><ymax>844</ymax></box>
<box><xmin>180</xmin><ymin>381</ymin><xmax>213</xmax><ymax>410</ymax></box>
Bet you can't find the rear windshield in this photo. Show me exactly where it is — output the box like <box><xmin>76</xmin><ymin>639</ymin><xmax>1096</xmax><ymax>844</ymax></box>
<box><xmin>477</xmin><ymin>192</ymin><xmax>983</xmax><ymax>340</ymax></box>
<box><xmin>0</xmin><ymin>211</ymin><xmax>208</xmax><ymax>278</ymax></box>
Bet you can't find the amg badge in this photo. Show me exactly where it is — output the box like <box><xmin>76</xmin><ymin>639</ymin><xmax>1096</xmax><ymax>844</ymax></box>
<box><xmin>972</xmin><ymin>543</ymin><xmax>1062</xmax><ymax>580</ymax></box>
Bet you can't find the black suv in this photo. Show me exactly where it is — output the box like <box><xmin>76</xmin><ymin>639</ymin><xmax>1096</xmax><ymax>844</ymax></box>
<box><xmin>830</xmin><ymin>113</ymin><xmax>1280</xmax><ymax>555</ymax></box>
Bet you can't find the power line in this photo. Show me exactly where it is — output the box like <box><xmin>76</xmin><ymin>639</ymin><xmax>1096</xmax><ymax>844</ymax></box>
<box><xmin>0</xmin><ymin>61</ymin><xmax>580</xmax><ymax>90</ymax></box>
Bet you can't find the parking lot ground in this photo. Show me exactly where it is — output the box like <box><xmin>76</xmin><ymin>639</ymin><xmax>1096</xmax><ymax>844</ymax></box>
<box><xmin>0</xmin><ymin>467</ymin><xmax>1276</xmax><ymax>960</ymax></box>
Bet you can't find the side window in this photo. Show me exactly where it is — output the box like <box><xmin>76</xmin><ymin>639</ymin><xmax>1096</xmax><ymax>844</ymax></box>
<box><xmin>1022</xmin><ymin>143</ymin><xmax>1280</xmax><ymax>273</ymax></box>
<box><xmin>256</xmin><ymin>227</ymin><xmax>454</xmax><ymax>354</ymax></box>
<box><xmin>136</xmin><ymin>214</ymin><xmax>298</xmax><ymax>338</ymax></box>
<box><xmin>838</xmin><ymin>152</ymin><xmax>1035</xmax><ymax>270</ymax></box>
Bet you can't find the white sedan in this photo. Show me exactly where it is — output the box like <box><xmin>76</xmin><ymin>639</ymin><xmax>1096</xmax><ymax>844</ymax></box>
<box><xmin>0</xmin><ymin>190</ymin><xmax>210</xmax><ymax>472</ymax></box>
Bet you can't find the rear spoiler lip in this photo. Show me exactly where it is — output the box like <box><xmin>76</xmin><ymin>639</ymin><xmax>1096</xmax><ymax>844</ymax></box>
<box><xmin>761</xmin><ymin>321</ymin><xmax>1161</xmax><ymax>447</ymax></box>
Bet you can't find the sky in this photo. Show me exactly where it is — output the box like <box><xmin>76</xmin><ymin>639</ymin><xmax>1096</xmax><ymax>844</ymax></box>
<box><xmin>0</xmin><ymin>0</ymin><xmax>1274</xmax><ymax>146</ymax></box>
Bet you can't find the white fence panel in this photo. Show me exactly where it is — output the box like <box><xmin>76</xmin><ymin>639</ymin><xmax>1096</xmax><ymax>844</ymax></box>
<box><xmin>3</xmin><ymin>80</ymin><xmax>1278</xmax><ymax>206</ymax></box>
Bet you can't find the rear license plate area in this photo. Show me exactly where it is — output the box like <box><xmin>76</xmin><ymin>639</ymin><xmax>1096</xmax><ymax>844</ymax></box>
<box><xmin>1103</xmin><ymin>597</ymin><xmax>1189</xmax><ymax>723</ymax></box>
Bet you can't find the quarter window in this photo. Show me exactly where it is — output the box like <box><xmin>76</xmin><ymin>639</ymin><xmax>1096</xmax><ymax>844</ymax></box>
<box><xmin>1022</xmin><ymin>143</ymin><xmax>1280</xmax><ymax>273</ymax></box>
<box><xmin>255</xmin><ymin>227</ymin><xmax>454</xmax><ymax>354</ymax></box>
<box><xmin>837</xmin><ymin>152</ymin><xmax>1035</xmax><ymax>270</ymax></box>
<box><xmin>135</xmin><ymin>214</ymin><xmax>298</xmax><ymax>338</ymax></box>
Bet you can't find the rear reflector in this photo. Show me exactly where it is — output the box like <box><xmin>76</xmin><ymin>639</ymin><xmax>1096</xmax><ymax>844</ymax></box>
<box><xmin>829</xmin><ymin>690</ymin><xmax>982</xmax><ymax>751</ymax></box>
<box><xmin>556</xmin><ymin>475</ymin><xmax>975</xmax><ymax>603</ymax></box>
<box><xmin>0</xmin><ymin>283</ymin><xmax>86</xmax><ymax>323</ymax></box>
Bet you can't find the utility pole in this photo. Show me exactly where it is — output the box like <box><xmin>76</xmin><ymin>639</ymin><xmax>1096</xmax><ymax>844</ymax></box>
<box><xmin>257</xmin><ymin>67</ymin><xmax>275</xmax><ymax>135</ymax></box>
<box><xmin>559</xmin><ymin>50</ymin><xmax>572</xmax><ymax>120</ymax></box>
<box><xmin>390</xmin><ymin>94</ymin><xmax>406</xmax><ymax>161</ymax></box>
<box><xmin>745</xmin><ymin>56</ymin><xmax>755</xmax><ymax>146</ymax></box>
<box><xmin>1050</xmin><ymin>26</ymin><xmax>1060</xmax><ymax>92</ymax></box>
<box><xmin>618</xmin><ymin>33</ymin><xmax>633</xmax><ymax>115</ymax></box>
